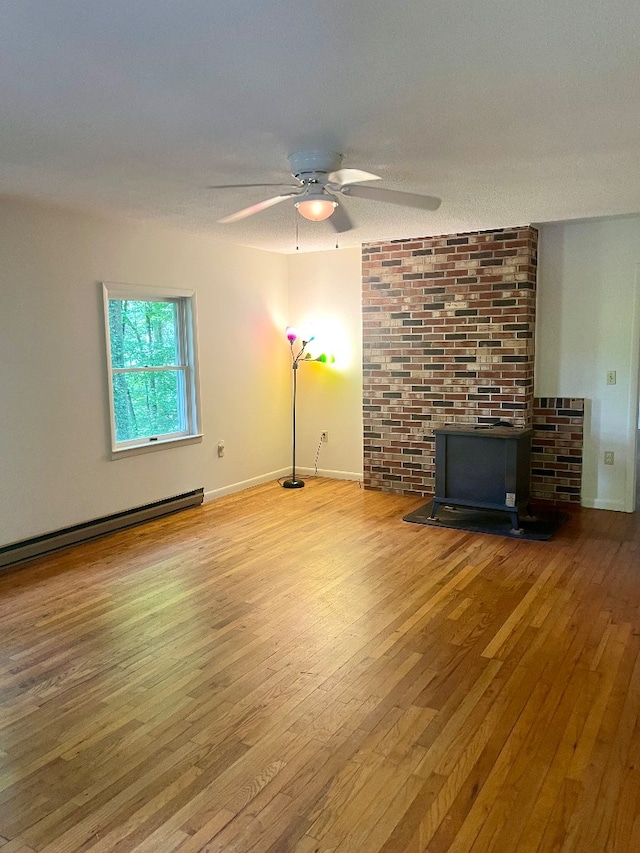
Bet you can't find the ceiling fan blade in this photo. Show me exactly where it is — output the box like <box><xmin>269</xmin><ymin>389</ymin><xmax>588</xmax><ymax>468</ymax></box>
<box><xmin>341</xmin><ymin>184</ymin><xmax>441</xmax><ymax>211</ymax></box>
<box><xmin>329</xmin><ymin>203</ymin><xmax>354</xmax><ymax>233</ymax></box>
<box><xmin>218</xmin><ymin>192</ymin><xmax>300</xmax><ymax>224</ymax></box>
<box><xmin>208</xmin><ymin>182</ymin><xmax>301</xmax><ymax>189</ymax></box>
<box><xmin>326</xmin><ymin>168</ymin><xmax>382</xmax><ymax>187</ymax></box>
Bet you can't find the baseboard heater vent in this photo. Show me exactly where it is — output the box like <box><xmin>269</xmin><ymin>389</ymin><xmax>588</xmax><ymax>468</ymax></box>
<box><xmin>0</xmin><ymin>488</ymin><xmax>204</xmax><ymax>571</ymax></box>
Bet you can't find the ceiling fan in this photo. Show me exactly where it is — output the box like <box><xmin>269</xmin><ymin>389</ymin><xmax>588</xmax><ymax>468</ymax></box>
<box><xmin>210</xmin><ymin>150</ymin><xmax>441</xmax><ymax>233</ymax></box>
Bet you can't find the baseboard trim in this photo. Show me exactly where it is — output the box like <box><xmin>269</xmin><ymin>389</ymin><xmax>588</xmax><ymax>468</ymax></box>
<box><xmin>204</xmin><ymin>469</ymin><xmax>290</xmax><ymax>502</ymax></box>
<box><xmin>0</xmin><ymin>489</ymin><xmax>204</xmax><ymax>570</ymax></box>
<box><xmin>204</xmin><ymin>468</ymin><xmax>363</xmax><ymax>502</ymax></box>
<box><xmin>299</xmin><ymin>467</ymin><xmax>363</xmax><ymax>481</ymax></box>
<box><xmin>581</xmin><ymin>498</ymin><xmax>631</xmax><ymax>512</ymax></box>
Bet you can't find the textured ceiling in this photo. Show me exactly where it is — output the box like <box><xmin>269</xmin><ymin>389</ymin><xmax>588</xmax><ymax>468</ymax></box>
<box><xmin>1</xmin><ymin>1</ymin><xmax>640</xmax><ymax>253</ymax></box>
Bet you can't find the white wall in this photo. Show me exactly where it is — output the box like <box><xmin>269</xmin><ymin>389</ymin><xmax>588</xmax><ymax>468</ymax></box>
<box><xmin>7</xmin><ymin>195</ymin><xmax>637</xmax><ymax>547</ymax></box>
<box><xmin>0</xmin><ymin>197</ymin><xmax>290</xmax><ymax>547</ymax></box>
<box><xmin>286</xmin><ymin>248</ymin><xmax>363</xmax><ymax>480</ymax></box>
<box><xmin>536</xmin><ymin>216</ymin><xmax>640</xmax><ymax>511</ymax></box>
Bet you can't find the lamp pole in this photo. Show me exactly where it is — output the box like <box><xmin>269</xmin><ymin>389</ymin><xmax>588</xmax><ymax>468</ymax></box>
<box><xmin>283</xmin><ymin>360</ymin><xmax>304</xmax><ymax>488</ymax></box>
<box><xmin>282</xmin><ymin>328</ymin><xmax>312</xmax><ymax>489</ymax></box>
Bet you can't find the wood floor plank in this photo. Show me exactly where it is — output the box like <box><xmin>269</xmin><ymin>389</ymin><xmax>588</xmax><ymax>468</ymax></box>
<box><xmin>1</xmin><ymin>479</ymin><xmax>640</xmax><ymax>851</ymax></box>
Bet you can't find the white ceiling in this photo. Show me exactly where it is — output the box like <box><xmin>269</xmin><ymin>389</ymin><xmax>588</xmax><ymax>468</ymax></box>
<box><xmin>1</xmin><ymin>1</ymin><xmax>640</xmax><ymax>253</ymax></box>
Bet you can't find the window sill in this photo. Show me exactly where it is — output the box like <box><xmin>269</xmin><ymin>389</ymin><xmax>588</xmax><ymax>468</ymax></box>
<box><xmin>110</xmin><ymin>434</ymin><xmax>204</xmax><ymax>460</ymax></box>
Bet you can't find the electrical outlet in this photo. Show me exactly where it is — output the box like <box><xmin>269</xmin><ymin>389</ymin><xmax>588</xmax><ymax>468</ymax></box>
<box><xmin>604</xmin><ymin>450</ymin><xmax>614</xmax><ymax>465</ymax></box>
<box><xmin>320</xmin><ymin>430</ymin><xmax>328</xmax><ymax>443</ymax></box>
<box><xmin>217</xmin><ymin>440</ymin><xmax>225</xmax><ymax>458</ymax></box>
<box><xmin>607</xmin><ymin>371</ymin><xmax>617</xmax><ymax>385</ymax></box>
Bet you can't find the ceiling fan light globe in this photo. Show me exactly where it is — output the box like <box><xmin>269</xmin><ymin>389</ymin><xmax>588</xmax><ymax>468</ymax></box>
<box><xmin>295</xmin><ymin>196</ymin><xmax>337</xmax><ymax>222</ymax></box>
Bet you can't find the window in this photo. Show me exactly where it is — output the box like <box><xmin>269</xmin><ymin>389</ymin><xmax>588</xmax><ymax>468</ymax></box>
<box><xmin>102</xmin><ymin>283</ymin><xmax>202</xmax><ymax>456</ymax></box>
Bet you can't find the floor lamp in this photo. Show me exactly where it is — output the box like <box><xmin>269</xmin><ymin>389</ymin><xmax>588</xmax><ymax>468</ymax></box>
<box><xmin>282</xmin><ymin>326</ymin><xmax>331</xmax><ymax>489</ymax></box>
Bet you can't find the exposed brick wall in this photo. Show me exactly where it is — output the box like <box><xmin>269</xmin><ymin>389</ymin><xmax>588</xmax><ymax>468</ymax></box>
<box><xmin>363</xmin><ymin>226</ymin><xmax>538</xmax><ymax>496</ymax></box>
<box><xmin>531</xmin><ymin>398</ymin><xmax>584</xmax><ymax>504</ymax></box>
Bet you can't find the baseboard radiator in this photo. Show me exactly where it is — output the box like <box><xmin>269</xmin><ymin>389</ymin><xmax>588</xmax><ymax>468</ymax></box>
<box><xmin>0</xmin><ymin>488</ymin><xmax>204</xmax><ymax>571</ymax></box>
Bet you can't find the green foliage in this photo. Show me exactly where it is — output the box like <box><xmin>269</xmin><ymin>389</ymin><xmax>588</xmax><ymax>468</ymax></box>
<box><xmin>108</xmin><ymin>299</ymin><xmax>185</xmax><ymax>442</ymax></box>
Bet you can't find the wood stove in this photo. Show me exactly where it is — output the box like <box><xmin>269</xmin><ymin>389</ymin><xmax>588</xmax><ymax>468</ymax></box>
<box><xmin>430</xmin><ymin>425</ymin><xmax>532</xmax><ymax>532</ymax></box>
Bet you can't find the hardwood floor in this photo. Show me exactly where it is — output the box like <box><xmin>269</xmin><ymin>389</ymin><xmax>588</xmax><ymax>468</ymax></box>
<box><xmin>1</xmin><ymin>479</ymin><xmax>640</xmax><ymax>852</ymax></box>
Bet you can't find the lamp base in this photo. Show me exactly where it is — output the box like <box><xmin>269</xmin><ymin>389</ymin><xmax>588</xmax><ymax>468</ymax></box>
<box><xmin>282</xmin><ymin>478</ymin><xmax>305</xmax><ymax>489</ymax></box>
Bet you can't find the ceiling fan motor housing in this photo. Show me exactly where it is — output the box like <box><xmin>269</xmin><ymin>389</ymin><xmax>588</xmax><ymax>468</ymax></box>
<box><xmin>288</xmin><ymin>150</ymin><xmax>342</xmax><ymax>181</ymax></box>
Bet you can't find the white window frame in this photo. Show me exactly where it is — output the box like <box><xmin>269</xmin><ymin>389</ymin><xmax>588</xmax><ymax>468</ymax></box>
<box><xmin>102</xmin><ymin>282</ymin><xmax>203</xmax><ymax>459</ymax></box>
